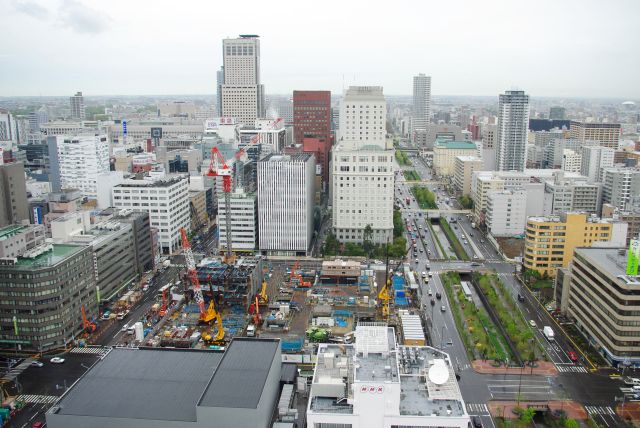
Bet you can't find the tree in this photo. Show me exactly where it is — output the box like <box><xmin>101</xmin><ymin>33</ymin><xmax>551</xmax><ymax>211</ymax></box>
<box><xmin>458</xmin><ymin>195</ymin><xmax>474</xmax><ymax>209</ymax></box>
<box><xmin>520</xmin><ymin>407</ymin><xmax>536</xmax><ymax>423</ymax></box>
<box><xmin>363</xmin><ymin>224</ymin><xmax>374</xmax><ymax>257</ymax></box>
<box><xmin>564</xmin><ymin>418</ymin><xmax>580</xmax><ymax>428</ymax></box>
<box><xmin>323</xmin><ymin>233</ymin><xmax>339</xmax><ymax>256</ymax></box>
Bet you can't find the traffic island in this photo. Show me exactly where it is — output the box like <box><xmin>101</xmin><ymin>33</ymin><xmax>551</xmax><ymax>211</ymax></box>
<box><xmin>472</xmin><ymin>360</ymin><xmax>558</xmax><ymax>376</ymax></box>
<box><xmin>489</xmin><ymin>400</ymin><xmax>588</xmax><ymax>424</ymax></box>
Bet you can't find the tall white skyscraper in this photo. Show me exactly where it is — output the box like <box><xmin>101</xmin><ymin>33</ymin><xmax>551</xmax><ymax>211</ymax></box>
<box><xmin>69</xmin><ymin>91</ymin><xmax>86</xmax><ymax>120</ymax></box>
<box><xmin>332</xmin><ymin>86</ymin><xmax>394</xmax><ymax>244</ymax></box>
<box><xmin>495</xmin><ymin>90</ymin><xmax>530</xmax><ymax>172</ymax></box>
<box><xmin>257</xmin><ymin>153</ymin><xmax>315</xmax><ymax>256</ymax></box>
<box><xmin>54</xmin><ymin>134</ymin><xmax>110</xmax><ymax>199</ymax></box>
<box><xmin>581</xmin><ymin>145</ymin><xmax>615</xmax><ymax>182</ymax></box>
<box><xmin>220</xmin><ymin>35</ymin><xmax>265</xmax><ymax>125</ymax></box>
<box><xmin>412</xmin><ymin>73</ymin><xmax>431</xmax><ymax>136</ymax></box>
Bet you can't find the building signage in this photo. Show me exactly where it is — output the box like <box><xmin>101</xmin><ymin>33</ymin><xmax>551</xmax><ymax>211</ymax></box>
<box><xmin>359</xmin><ymin>385</ymin><xmax>384</xmax><ymax>394</ymax></box>
<box><xmin>122</xmin><ymin>120</ymin><xmax>127</xmax><ymax>136</ymax></box>
<box><xmin>627</xmin><ymin>239</ymin><xmax>640</xmax><ymax>276</ymax></box>
<box><xmin>32</xmin><ymin>206</ymin><xmax>42</xmax><ymax>224</ymax></box>
<box><xmin>151</xmin><ymin>127</ymin><xmax>163</xmax><ymax>139</ymax></box>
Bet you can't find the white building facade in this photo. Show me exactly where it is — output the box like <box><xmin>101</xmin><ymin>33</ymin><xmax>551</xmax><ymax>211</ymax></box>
<box><xmin>338</xmin><ymin>86</ymin><xmax>386</xmax><ymax>145</ymax></box>
<box><xmin>561</xmin><ymin>149</ymin><xmax>582</xmax><ymax>173</ymax></box>
<box><xmin>581</xmin><ymin>145</ymin><xmax>615</xmax><ymax>183</ymax></box>
<box><xmin>112</xmin><ymin>175</ymin><xmax>190</xmax><ymax>253</ymax></box>
<box><xmin>495</xmin><ymin>90</ymin><xmax>530</xmax><ymax>171</ymax></box>
<box><xmin>411</xmin><ymin>74</ymin><xmax>431</xmax><ymax>140</ymax></box>
<box><xmin>257</xmin><ymin>154</ymin><xmax>315</xmax><ymax>256</ymax></box>
<box><xmin>486</xmin><ymin>189</ymin><xmax>528</xmax><ymax>236</ymax></box>
<box><xmin>218</xmin><ymin>190</ymin><xmax>257</xmax><ymax>253</ymax></box>
<box><xmin>454</xmin><ymin>156</ymin><xmax>484</xmax><ymax>197</ymax></box>
<box><xmin>55</xmin><ymin>134</ymin><xmax>110</xmax><ymax>199</ymax></box>
<box><xmin>432</xmin><ymin>140</ymin><xmax>479</xmax><ymax>177</ymax></box>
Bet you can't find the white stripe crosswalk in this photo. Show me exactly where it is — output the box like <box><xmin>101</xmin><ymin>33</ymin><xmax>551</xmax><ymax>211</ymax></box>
<box><xmin>17</xmin><ymin>394</ymin><xmax>58</xmax><ymax>404</ymax></box>
<box><xmin>556</xmin><ymin>365</ymin><xmax>588</xmax><ymax>373</ymax></box>
<box><xmin>466</xmin><ymin>403</ymin><xmax>489</xmax><ymax>414</ymax></box>
<box><xmin>585</xmin><ymin>406</ymin><xmax>615</xmax><ymax>416</ymax></box>
<box><xmin>69</xmin><ymin>346</ymin><xmax>110</xmax><ymax>356</ymax></box>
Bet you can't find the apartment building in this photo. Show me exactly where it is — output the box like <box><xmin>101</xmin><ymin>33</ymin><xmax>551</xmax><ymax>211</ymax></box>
<box><xmin>486</xmin><ymin>190</ymin><xmax>528</xmax><ymax>237</ymax></box>
<box><xmin>453</xmin><ymin>156</ymin><xmax>483</xmax><ymax>197</ymax></box>
<box><xmin>0</xmin><ymin>162</ymin><xmax>29</xmax><ymax>227</ymax></box>
<box><xmin>562</xmin><ymin>149</ymin><xmax>582</xmax><ymax>173</ymax></box>
<box><xmin>432</xmin><ymin>140</ymin><xmax>478</xmax><ymax>177</ymax></box>
<box><xmin>112</xmin><ymin>175</ymin><xmax>190</xmax><ymax>253</ymax></box>
<box><xmin>543</xmin><ymin>171</ymin><xmax>602</xmax><ymax>216</ymax></box>
<box><xmin>581</xmin><ymin>145</ymin><xmax>615</xmax><ymax>182</ymax></box>
<box><xmin>524</xmin><ymin>212</ymin><xmax>627</xmax><ymax>277</ymax></box>
<box><xmin>560</xmin><ymin>247</ymin><xmax>640</xmax><ymax>366</ymax></box>
<box><xmin>569</xmin><ymin>121</ymin><xmax>621</xmax><ymax>149</ymax></box>
<box><xmin>496</xmin><ymin>90</ymin><xmax>529</xmax><ymax>171</ymax></box>
<box><xmin>602</xmin><ymin>167</ymin><xmax>640</xmax><ymax>210</ymax></box>
<box><xmin>0</xmin><ymin>224</ymin><xmax>45</xmax><ymax>258</ymax></box>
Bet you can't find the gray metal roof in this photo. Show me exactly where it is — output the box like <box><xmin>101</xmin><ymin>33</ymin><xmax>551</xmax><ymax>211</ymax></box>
<box><xmin>199</xmin><ymin>338</ymin><xmax>279</xmax><ymax>409</ymax></box>
<box><xmin>56</xmin><ymin>348</ymin><xmax>223</xmax><ymax>422</ymax></box>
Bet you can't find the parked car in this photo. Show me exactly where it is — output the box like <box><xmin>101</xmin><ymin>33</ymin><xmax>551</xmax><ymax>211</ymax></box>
<box><xmin>50</xmin><ymin>357</ymin><xmax>65</xmax><ymax>364</ymax></box>
<box><xmin>529</xmin><ymin>320</ymin><xmax>537</xmax><ymax>328</ymax></box>
<box><xmin>121</xmin><ymin>323</ymin><xmax>130</xmax><ymax>332</ymax></box>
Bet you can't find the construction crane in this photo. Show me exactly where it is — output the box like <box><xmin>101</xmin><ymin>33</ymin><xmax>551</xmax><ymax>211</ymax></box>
<box><xmin>258</xmin><ymin>280</ymin><xmax>268</xmax><ymax>305</ymax></box>
<box><xmin>81</xmin><ymin>305</ymin><xmax>97</xmax><ymax>334</ymax></box>
<box><xmin>180</xmin><ymin>227</ymin><xmax>217</xmax><ymax>322</ymax></box>
<box><xmin>205</xmin><ymin>118</ymin><xmax>283</xmax><ymax>264</ymax></box>
<box><xmin>378</xmin><ymin>244</ymin><xmax>413</xmax><ymax>318</ymax></box>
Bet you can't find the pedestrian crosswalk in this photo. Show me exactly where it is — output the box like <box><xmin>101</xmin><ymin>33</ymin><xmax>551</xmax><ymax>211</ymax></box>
<box><xmin>17</xmin><ymin>394</ymin><xmax>58</xmax><ymax>404</ymax></box>
<box><xmin>69</xmin><ymin>346</ymin><xmax>110</xmax><ymax>356</ymax></box>
<box><xmin>585</xmin><ymin>406</ymin><xmax>615</xmax><ymax>416</ymax></box>
<box><xmin>466</xmin><ymin>403</ymin><xmax>489</xmax><ymax>414</ymax></box>
<box><xmin>556</xmin><ymin>365</ymin><xmax>588</xmax><ymax>373</ymax></box>
<box><xmin>1</xmin><ymin>358</ymin><xmax>34</xmax><ymax>382</ymax></box>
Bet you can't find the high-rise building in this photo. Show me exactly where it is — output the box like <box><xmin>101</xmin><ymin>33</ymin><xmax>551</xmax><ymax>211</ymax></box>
<box><xmin>293</xmin><ymin>90</ymin><xmax>332</xmax><ymax>184</ymax></box>
<box><xmin>0</xmin><ymin>109</ymin><xmax>18</xmax><ymax>150</ymax></box>
<box><xmin>69</xmin><ymin>91</ymin><xmax>86</xmax><ymax>120</ymax></box>
<box><xmin>486</xmin><ymin>189</ymin><xmax>528</xmax><ymax>237</ymax></box>
<box><xmin>481</xmin><ymin>123</ymin><xmax>497</xmax><ymax>170</ymax></box>
<box><xmin>454</xmin><ymin>156</ymin><xmax>483</xmax><ymax>197</ymax></box>
<box><xmin>549</xmin><ymin>106</ymin><xmax>566</xmax><ymax>120</ymax></box>
<box><xmin>602</xmin><ymin>167</ymin><xmax>640</xmax><ymax>210</ymax></box>
<box><xmin>332</xmin><ymin>87</ymin><xmax>393</xmax><ymax>244</ymax></box>
<box><xmin>558</xmin><ymin>247</ymin><xmax>640</xmax><ymax>366</ymax></box>
<box><xmin>495</xmin><ymin>90</ymin><xmax>530</xmax><ymax>172</ymax></box>
<box><xmin>112</xmin><ymin>175</ymin><xmax>190</xmax><ymax>253</ymax></box>
<box><xmin>220</xmin><ymin>35</ymin><xmax>265</xmax><ymax>125</ymax></box>
<box><xmin>216</xmin><ymin>66</ymin><xmax>224</xmax><ymax>116</ymax></box>
<box><xmin>218</xmin><ymin>189</ymin><xmax>257</xmax><ymax>253</ymax></box>
<box><xmin>561</xmin><ymin>149</ymin><xmax>582</xmax><ymax>173</ymax></box>
<box><xmin>411</xmin><ymin>73</ymin><xmax>431</xmax><ymax>141</ymax></box>
<box><xmin>581</xmin><ymin>145</ymin><xmax>615</xmax><ymax>182</ymax></box>
<box><xmin>524</xmin><ymin>212</ymin><xmax>627</xmax><ymax>277</ymax></box>
<box><xmin>257</xmin><ymin>154</ymin><xmax>315</xmax><ymax>256</ymax></box>
<box><xmin>338</xmin><ymin>86</ymin><xmax>386</xmax><ymax>147</ymax></box>
<box><xmin>0</xmin><ymin>162</ymin><xmax>29</xmax><ymax>227</ymax></box>
<box><xmin>50</xmin><ymin>135</ymin><xmax>110</xmax><ymax>200</ymax></box>
<box><xmin>569</xmin><ymin>121</ymin><xmax>621</xmax><ymax>149</ymax></box>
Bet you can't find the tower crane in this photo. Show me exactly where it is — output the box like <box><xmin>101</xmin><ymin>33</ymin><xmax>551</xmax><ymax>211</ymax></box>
<box><xmin>181</xmin><ymin>227</ymin><xmax>217</xmax><ymax>322</ymax></box>
<box><xmin>205</xmin><ymin>117</ymin><xmax>283</xmax><ymax>264</ymax></box>
<box><xmin>378</xmin><ymin>244</ymin><xmax>413</xmax><ymax>318</ymax></box>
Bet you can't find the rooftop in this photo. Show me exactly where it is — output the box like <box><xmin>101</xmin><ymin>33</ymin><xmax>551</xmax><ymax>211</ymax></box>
<box><xmin>435</xmin><ymin>140</ymin><xmax>477</xmax><ymax>150</ymax></box>
<box><xmin>575</xmin><ymin>247</ymin><xmax>640</xmax><ymax>286</ymax></box>
<box><xmin>261</xmin><ymin>153</ymin><xmax>312</xmax><ymax>163</ymax></box>
<box><xmin>9</xmin><ymin>244</ymin><xmax>85</xmax><ymax>269</ymax></box>
<box><xmin>0</xmin><ymin>225</ymin><xmax>28</xmax><ymax>241</ymax></box>
<box><xmin>116</xmin><ymin>174</ymin><xmax>187</xmax><ymax>188</ymax></box>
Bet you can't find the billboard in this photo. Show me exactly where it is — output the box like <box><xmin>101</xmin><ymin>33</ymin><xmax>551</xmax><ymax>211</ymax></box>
<box><xmin>627</xmin><ymin>239</ymin><xmax>640</xmax><ymax>276</ymax></box>
<box><xmin>32</xmin><ymin>206</ymin><xmax>42</xmax><ymax>224</ymax></box>
<box><xmin>150</xmin><ymin>127</ymin><xmax>163</xmax><ymax>139</ymax></box>
<box><xmin>122</xmin><ymin>120</ymin><xmax>127</xmax><ymax>136</ymax></box>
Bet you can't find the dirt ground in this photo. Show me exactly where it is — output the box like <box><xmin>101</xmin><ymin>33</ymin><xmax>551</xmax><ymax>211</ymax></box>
<box><xmin>496</xmin><ymin>237</ymin><xmax>525</xmax><ymax>259</ymax></box>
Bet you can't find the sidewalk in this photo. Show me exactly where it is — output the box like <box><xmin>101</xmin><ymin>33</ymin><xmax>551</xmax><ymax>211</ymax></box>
<box><xmin>472</xmin><ymin>360</ymin><xmax>558</xmax><ymax>376</ymax></box>
<box><xmin>489</xmin><ymin>400</ymin><xmax>587</xmax><ymax>420</ymax></box>
<box><xmin>617</xmin><ymin>401</ymin><xmax>640</xmax><ymax>423</ymax></box>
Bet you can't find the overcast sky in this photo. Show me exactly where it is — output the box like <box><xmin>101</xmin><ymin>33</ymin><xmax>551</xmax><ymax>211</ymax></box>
<box><xmin>1</xmin><ymin>0</ymin><xmax>639</xmax><ymax>98</ymax></box>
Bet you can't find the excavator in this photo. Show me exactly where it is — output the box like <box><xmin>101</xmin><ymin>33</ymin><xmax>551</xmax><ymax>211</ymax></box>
<box><xmin>81</xmin><ymin>305</ymin><xmax>97</xmax><ymax>334</ymax></box>
<box><xmin>203</xmin><ymin>311</ymin><xmax>225</xmax><ymax>345</ymax></box>
<box><xmin>378</xmin><ymin>244</ymin><xmax>413</xmax><ymax>318</ymax></box>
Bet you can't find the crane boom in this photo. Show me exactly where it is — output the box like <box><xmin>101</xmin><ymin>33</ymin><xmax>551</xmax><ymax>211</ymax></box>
<box><xmin>181</xmin><ymin>228</ymin><xmax>205</xmax><ymax>317</ymax></box>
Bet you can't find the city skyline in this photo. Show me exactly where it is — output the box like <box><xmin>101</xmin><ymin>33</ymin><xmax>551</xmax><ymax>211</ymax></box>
<box><xmin>1</xmin><ymin>0</ymin><xmax>639</xmax><ymax>98</ymax></box>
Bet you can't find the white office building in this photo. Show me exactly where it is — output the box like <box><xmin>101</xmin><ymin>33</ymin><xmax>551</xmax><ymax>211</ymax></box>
<box><xmin>220</xmin><ymin>35</ymin><xmax>265</xmax><ymax>125</ymax></box>
<box><xmin>0</xmin><ymin>109</ymin><xmax>18</xmax><ymax>150</ymax></box>
<box><xmin>338</xmin><ymin>86</ymin><xmax>386</xmax><ymax>147</ymax></box>
<box><xmin>112</xmin><ymin>175</ymin><xmax>190</xmax><ymax>253</ymax></box>
<box><xmin>495</xmin><ymin>90</ymin><xmax>530</xmax><ymax>171</ymax></box>
<box><xmin>257</xmin><ymin>154</ymin><xmax>315</xmax><ymax>256</ymax></box>
<box><xmin>602</xmin><ymin>167</ymin><xmax>640</xmax><ymax>210</ymax></box>
<box><xmin>218</xmin><ymin>189</ymin><xmax>257</xmax><ymax>253</ymax></box>
<box><xmin>454</xmin><ymin>156</ymin><xmax>484</xmax><ymax>197</ymax></box>
<box><xmin>54</xmin><ymin>134</ymin><xmax>110</xmax><ymax>199</ymax></box>
<box><xmin>69</xmin><ymin>91</ymin><xmax>86</xmax><ymax>120</ymax></box>
<box><xmin>581</xmin><ymin>145</ymin><xmax>615</xmax><ymax>182</ymax></box>
<box><xmin>411</xmin><ymin>74</ymin><xmax>431</xmax><ymax>140</ymax></box>
<box><xmin>306</xmin><ymin>323</ymin><xmax>471</xmax><ymax>428</ymax></box>
<box><xmin>486</xmin><ymin>189</ymin><xmax>528</xmax><ymax>237</ymax></box>
<box><xmin>561</xmin><ymin>149</ymin><xmax>582</xmax><ymax>173</ymax></box>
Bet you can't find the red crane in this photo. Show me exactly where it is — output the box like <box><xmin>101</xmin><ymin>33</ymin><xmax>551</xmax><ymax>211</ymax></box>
<box><xmin>81</xmin><ymin>305</ymin><xmax>97</xmax><ymax>334</ymax></box>
<box><xmin>180</xmin><ymin>227</ymin><xmax>206</xmax><ymax>319</ymax></box>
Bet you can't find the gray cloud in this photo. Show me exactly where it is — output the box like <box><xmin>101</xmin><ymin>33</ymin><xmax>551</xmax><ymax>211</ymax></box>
<box><xmin>12</xmin><ymin>1</ymin><xmax>50</xmax><ymax>20</ymax></box>
<box><xmin>58</xmin><ymin>0</ymin><xmax>111</xmax><ymax>34</ymax></box>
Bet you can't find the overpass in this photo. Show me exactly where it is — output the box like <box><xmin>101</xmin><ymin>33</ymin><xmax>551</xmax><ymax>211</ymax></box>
<box><xmin>404</xmin><ymin>180</ymin><xmax>445</xmax><ymax>185</ymax></box>
<box><xmin>403</xmin><ymin>208</ymin><xmax>472</xmax><ymax>216</ymax></box>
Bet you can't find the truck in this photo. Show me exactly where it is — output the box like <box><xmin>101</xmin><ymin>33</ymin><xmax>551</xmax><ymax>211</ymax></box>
<box><xmin>543</xmin><ymin>326</ymin><xmax>555</xmax><ymax>341</ymax></box>
<box><xmin>471</xmin><ymin>222</ymin><xmax>476</xmax><ymax>229</ymax></box>
<box><xmin>246</xmin><ymin>324</ymin><xmax>256</xmax><ymax>337</ymax></box>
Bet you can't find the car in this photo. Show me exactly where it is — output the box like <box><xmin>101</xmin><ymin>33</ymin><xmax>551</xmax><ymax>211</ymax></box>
<box><xmin>463</xmin><ymin>240</ymin><xmax>468</xmax><ymax>245</ymax></box>
<box><xmin>529</xmin><ymin>320</ymin><xmax>537</xmax><ymax>328</ymax></box>
<box><xmin>50</xmin><ymin>357</ymin><xmax>65</xmax><ymax>364</ymax></box>
<box><xmin>436</xmin><ymin>292</ymin><xmax>442</xmax><ymax>300</ymax></box>
<box><xmin>440</xmin><ymin>305</ymin><xmax>446</xmax><ymax>312</ymax></box>
<box><xmin>568</xmin><ymin>351</ymin><xmax>578</xmax><ymax>362</ymax></box>
<box><xmin>473</xmin><ymin>255</ymin><xmax>478</xmax><ymax>259</ymax></box>
<box><xmin>116</xmin><ymin>313</ymin><xmax>125</xmax><ymax>320</ymax></box>
<box><xmin>428</xmin><ymin>289</ymin><xmax>433</xmax><ymax>296</ymax></box>
<box><xmin>32</xmin><ymin>422</ymin><xmax>46</xmax><ymax>428</ymax></box>
<box><xmin>470</xmin><ymin>233</ymin><xmax>474</xmax><ymax>237</ymax></box>
<box><xmin>31</xmin><ymin>360</ymin><xmax>44</xmax><ymax>367</ymax></box>
<box><xmin>546</xmin><ymin>304</ymin><xmax>555</xmax><ymax>312</ymax></box>
<box><xmin>430</xmin><ymin>298</ymin><xmax>436</xmax><ymax>306</ymax></box>
<box><xmin>421</xmin><ymin>272</ymin><xmax>427</xmax><ymax>278</ymax></box>
<box><xmin>517</xmin><ymin>294</ymin><xmax>525</xmax><ymax>302</ymax></box>
<box><xmin>121</xmin><ymin>323</ymin><xmax>130</xmax><ymax>332</ymax></box>
<box><xmin>428</xmin><ymin>272</ymin><xmax>433</xmax><ymax>277</ymax></box>
<box><xmin>419</xmin><ymin>248</ymin><xmax>424</xmax><ymax>253</ymax></box>
<box><xmin>471</xmin><ymin>415</ymin><xmax>483</xmax><ymax>427</ymax></box>
<box><xmin>480</xmin><ymin>239</ymin><xmax>485</xmax><ymax>244</ymax></box>
<box><xmin>415</xmin><ymin>258</ymin><xmax>419</xmax><ymax>264</ymax></box>
<box><xmin>471</xmin><ymin>262</ymin><xmax>481</xmax><ymax>267</ymax></box>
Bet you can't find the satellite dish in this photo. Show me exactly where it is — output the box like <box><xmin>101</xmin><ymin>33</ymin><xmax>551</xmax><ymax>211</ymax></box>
<box><xmin>428</xmin><ymin>360</ymin><xmax>449</xmax><ymax>385</ymax></box>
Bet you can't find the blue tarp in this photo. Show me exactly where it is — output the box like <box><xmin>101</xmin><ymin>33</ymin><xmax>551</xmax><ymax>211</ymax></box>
<box><xmin>392</xmin><ymin>276</ymin><xmax>405</xmax><ymax>291</ymax></box>
<box><xmin>335</xmin><ymin>317</ymin><xmax>348</xmax><ymax>327</ymax></box>
<box><xmin>395</xmin><ymin>296</ymin><xmax>409</xmax><ymax>306</ymax></box>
